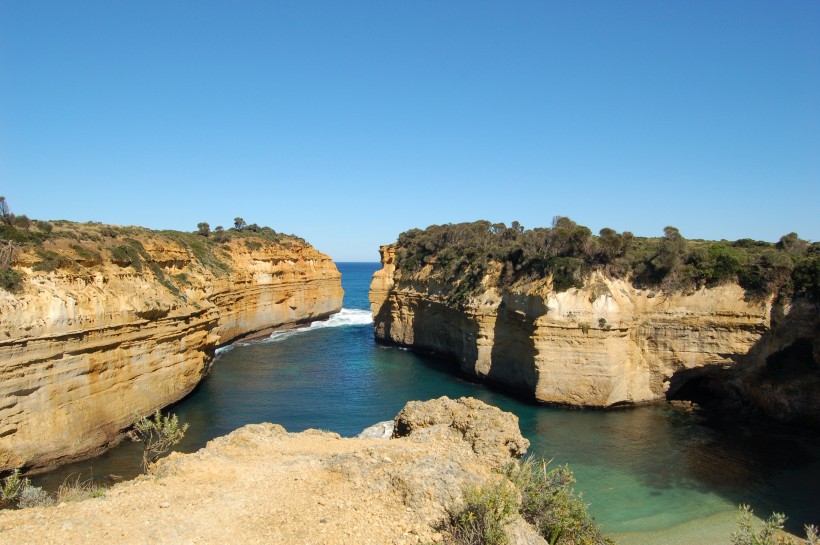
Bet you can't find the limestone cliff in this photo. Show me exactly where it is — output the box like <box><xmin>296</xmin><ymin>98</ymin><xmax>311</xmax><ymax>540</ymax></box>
<box><xmin>0</xmin><ymin>222</ymin><xmax>342</xmax><ymax>472</ymax></box>
<box><xmin>0</xmin><ymin>398</ymin><xmax>538</xmax><ymax>545</ymax></box>
<box><xmin>371</xmin><ymin>245</ymin><xmax>820</xmax><ymax>424</ymax></box>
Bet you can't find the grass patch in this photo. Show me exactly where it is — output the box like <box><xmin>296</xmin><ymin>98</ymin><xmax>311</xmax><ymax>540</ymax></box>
<box><xmin>70</xmin><ymin>244</ymin><xmax>103</xmax><ymax>265</ymax></box>
<box><xmin>55</xmin><ymin>474</ymin><xmax>107</xmax><ymax>503</ymax></box>
<box><xmin>110</xmin><ymin>242</ymin><xmax>144</xmax><ymax>271</ymax></box>
<box><xmin>0</xmin><ymin>268</ymin><xmax>22</xmax><ymax>292</ymax></box>
<box><xmin>32</xmin><ymin>249</ymin><xmax>72</xmax><ymax>272</ymax></box>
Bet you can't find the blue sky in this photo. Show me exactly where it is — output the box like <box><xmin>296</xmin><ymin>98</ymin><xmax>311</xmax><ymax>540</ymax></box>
<box><xmin>2</xmin><ymin>2</ymin><xmax>818</xmax><ymax>261</ymax></box>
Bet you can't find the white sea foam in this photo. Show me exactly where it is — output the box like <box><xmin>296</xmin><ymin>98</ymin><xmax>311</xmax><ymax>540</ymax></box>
<box><xmin>214</xmin><ymin>345</ymin><xmax>235</xmax><ymax>356</ymax></box>
<box><xmin>259</xmin><ymin>308</ymin><xmax>373</xmax><ymax>344</ymax></box>
<box><xmin>214</xmin><ymin>309</ymin><xmax>372</xmax><ymax>354</ymax></box>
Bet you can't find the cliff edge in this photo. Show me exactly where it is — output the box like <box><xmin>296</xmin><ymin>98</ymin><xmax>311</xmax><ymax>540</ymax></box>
<box><xmin>371</xmin><ymin>229</ymin><xmax>820</xmax><ymax>425</ymax></box>
<box><xmin>0</xmin><ymin>397</ymin><xmax>536</xmax><ymax>545</ymax></box>
<box><xmin>0</xmin><ymin>221</ymin><xmax>343</xmax><ymax>472</ymax></box>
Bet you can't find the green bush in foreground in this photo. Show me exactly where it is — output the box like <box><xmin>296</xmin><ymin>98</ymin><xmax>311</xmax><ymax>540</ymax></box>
<box><xmin>731</xmin><ymin>504</ymin><xmax>818</xmax><ymax>545</ymax></box>
<box><xmin>503</xmin><ymin>459</ymin><xmax>612</xmax><ymax>545</ymax></box>
<box><xmin>444</xmin><ymin>458</ymin><xmax>611</xmax><ymax>545</ymax></box>
<box><xmin>446</xmin><ymin>479</ymin><xmax>518</xmax><ymax>545</ymax></box>
<box><xmin>128</xmin><ymin>410</ymin><xmax>188</xmax><ymax>472</ymax></box>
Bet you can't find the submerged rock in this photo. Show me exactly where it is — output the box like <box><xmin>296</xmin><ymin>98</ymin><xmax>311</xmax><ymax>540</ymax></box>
<box><xmin>356</xmin><ymin>420</ymin><xmax>394</xmax><ymax>439</ymax></box>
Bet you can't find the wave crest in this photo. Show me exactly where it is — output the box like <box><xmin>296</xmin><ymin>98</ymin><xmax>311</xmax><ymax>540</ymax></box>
<box><xmin>260</xmin><ymin>308</ymin><xmax>372</xmax><ymax>345</ymax></box>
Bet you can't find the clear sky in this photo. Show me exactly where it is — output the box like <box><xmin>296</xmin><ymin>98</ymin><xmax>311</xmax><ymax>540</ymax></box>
<box><xmin>1</xmin><ymin>2</ymin><xmax>818</xmax><ymax>261</ymax></box>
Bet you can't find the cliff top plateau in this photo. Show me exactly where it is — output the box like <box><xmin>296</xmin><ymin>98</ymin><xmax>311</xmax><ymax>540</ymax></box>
<box><xmin>0</xmin><ymin>397</ymin><xmax>578</xmax><ymax>545</ymax></box>
<box><xmin>387</xmin><ymin>218</ymin><xmax>819</xmax><ymax>306</ymax></box>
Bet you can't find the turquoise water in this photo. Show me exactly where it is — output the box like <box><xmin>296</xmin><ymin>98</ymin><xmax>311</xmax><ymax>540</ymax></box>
<box><xmin>35</xmin><ymin>262</ymin><xmax>819</xmax><ymax>542</ymax></box>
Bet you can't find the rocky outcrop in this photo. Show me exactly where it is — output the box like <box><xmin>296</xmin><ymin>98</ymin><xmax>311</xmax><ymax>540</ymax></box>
<box><xmin>371</xmin><ymin>246</ymin><xmax>820</xmax><ymax>424</ymax></box>
<box><xmin>393</xmin><ymin>396</ymin><xmax>530</xmax><ymax>469</ymax></box>
<box><xmin>0</xmin><ymin>398</ymin><xmax>535</xmax><ymax>545</ymax></box>
<box><xmin>0</xmin><ymin>224</ymin><xmax>342</xmax><ymax>472</ymax></box>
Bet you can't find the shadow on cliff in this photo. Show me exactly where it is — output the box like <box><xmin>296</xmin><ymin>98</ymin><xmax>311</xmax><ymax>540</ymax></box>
<box><xmin>661</xmin><ymin>298</ymin><xmax>820</xmax><ymax>533</ymax></box>
<box><xmin>487</xmin><ymin>303</ymin><xmax>539</xmax><ymax>395</ymax></box>
<box><xmin>666</xmin><ymin>298</ymin><xmax>820</xmax><ymax>429</ymax></box>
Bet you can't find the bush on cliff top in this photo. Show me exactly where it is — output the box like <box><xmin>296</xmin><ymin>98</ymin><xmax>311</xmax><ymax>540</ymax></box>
<box><xmin>393</xmin><ymin>219</ymin><xmax>820</xmax><ymax>305</ymax></box>
<box><xmin>444</xmin><ymin>457</ymin><xmax>612</xmax><ymax>545</ymax></box>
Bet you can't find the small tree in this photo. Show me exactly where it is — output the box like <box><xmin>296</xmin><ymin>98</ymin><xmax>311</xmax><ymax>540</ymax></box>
<box><xmin>213</xmin><ymin>226</ymin><xmax>228</xmax><ymax>243</ymax></box>
<box><xmin>12</xmin><ymin>215</ymin><xmax>30</xmax><ymax>230</ymax></box>
<box><xmin>234</xmin><ymin>217</ymin><xmax>246</xmax><ymax>231</ymax></box>
<box><xmin>128</xmin><ymin>410</ymin><xmax>188</xmax><ymax>472</ymax></box>
<box><xmin>196</xmin><ymin>222</ymin><xmax>210</xmax><ymax>237</ymax></box>
<box><xmin>0</xmin><ymin>196</ymin><xmax>14</xmax><ymax>226</ymax></box>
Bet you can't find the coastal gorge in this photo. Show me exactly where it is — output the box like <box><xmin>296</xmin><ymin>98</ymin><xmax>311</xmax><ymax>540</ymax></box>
<box><xmin>370</xmin><ymin>219</ymin><xmax>820</xmax><ymax>425</ymax></box>
<box><xmin>0</xmin><ymin>221</ymin><xmax>343</xmax><ymax>472</ymax></box>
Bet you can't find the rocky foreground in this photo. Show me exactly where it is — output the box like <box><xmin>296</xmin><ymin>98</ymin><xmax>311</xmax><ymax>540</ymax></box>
<box><xmin>0</xmin><ymin>397</ymin><xmax>539</xmax><ymax>545</ymax></box>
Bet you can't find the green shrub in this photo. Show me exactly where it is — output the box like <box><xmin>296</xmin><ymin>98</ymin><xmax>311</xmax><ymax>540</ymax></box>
<box><xmin>502</xmin><ymin>459</ymin><xmax>612</xmax><ymax>545</ymax></box>
<box><xmin>392</xmin><ymin>220</ymin><xmax>816</xmax><ymax>303</ymax></box>
<box><xmin>70</xmin><ymin>244</ymin><xmax>103</xmax><ymax>265</ymax></box>
<box><xmin>731</xmin><ymin>504</ymin><xmax>818</xmax><ymax>545</ymax></box>
<box><xmin>0</xmin><ymin>268</ymin><xmax>22</xmax><ymax>292</ymax></box>
<box><xmin>33</xmin><ymin>220</ymin><xmax>53</xmax><ymax>234</ymax></box>
<box><xmin>32</xmin><ymin>249</ymin><xmax>72</xmax><ymax>272</ymax></box>
<box><xmin>12</xmin><ymin>215</ymin><xmax>31</xmax><ymax>229</ymax></box>
<box><xmin>110</xmin><ymin>242</ymin><xmax>144</xmax><ymax>271</ymax></box>
<box><xmin>445</xmin><ymin>479</ymin><xmax>518</xmax><ymax>545</ymax></box>
<box><xmin>1</xmin><ymin>470</ymin><xmax>26</xmax><ymax>503</ymax></box>
<box><xmin>245</xmin><ymin>240</ymin><xmax>263</xmax><ymax>251</ymax></box>
<box><xmin>99</xmin><ymin>226</ymin><xmax>118</xmax><ymax>238</ymax></box>
<box><xmin>128</xmin><ymin>410</ymin><xmax>188</xmax><ymax>472</ymax></box>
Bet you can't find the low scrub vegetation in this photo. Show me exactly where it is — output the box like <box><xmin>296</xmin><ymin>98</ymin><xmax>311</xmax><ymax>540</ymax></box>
<box><xmin>0</xmin><ymin>197</ymin><xmax>309</xmax><ymax>293</ymax></box>
<box><xmin>1</xmin><ymin>469</ymin><xmax>109</xmax><ymax>509</ymax></box>
<box><xmin>443</xmin><ymin>457</ymin><xmax>611</xmax><ymax>545</ymax></box>
<box><xmin>394</xmin><ymin>218</ymin><xmax>820</xmax><ymax>305</ymax></box>
<box><xmin>128</xmin><ymin>410</ymin><xmax>188</xmax><ymax>472</ymax></box>
<box><xmin>731</xmin><ymin>504</ymin><xmax>818</xmax><ymax>545</ymax></box>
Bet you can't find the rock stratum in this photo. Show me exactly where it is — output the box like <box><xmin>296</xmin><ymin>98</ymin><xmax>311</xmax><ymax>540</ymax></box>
<box><xmin>371</xmin><ymin>245</ymin><xmax>820</xmax><ymax>424</ymax></box>
<box><xmin>0</xmin><ymin>397</ymin><xmax>536</xmax><ymax>545</ymax></box>
<box><xmin>0</xmin><ymin>222</ymin><xmax>343</xmax><ymax>472</ymax></box>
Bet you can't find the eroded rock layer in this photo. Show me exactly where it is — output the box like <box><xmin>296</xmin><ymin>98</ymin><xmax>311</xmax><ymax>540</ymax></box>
<box><xmin>371</xmin><ymin>245</ymin><xmax>819</xmax><ymax>423</ymax></box>
<box><xmin>0</xmin><ymin>227</ymin><xmax>342</xmax><ymax>471</ymax></box>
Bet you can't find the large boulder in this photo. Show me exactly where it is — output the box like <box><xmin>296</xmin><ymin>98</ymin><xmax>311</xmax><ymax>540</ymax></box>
<box><xmin>393</xmin><ymin>396</ymin><xmax>530</xmax><ymax>468</ymax></box>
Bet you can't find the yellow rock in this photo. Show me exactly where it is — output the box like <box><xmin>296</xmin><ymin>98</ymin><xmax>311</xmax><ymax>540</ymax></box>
<box><xmin>0</xmin><ymin>225</ymin><xmax>342</xmax><ymax>471</ymax></box>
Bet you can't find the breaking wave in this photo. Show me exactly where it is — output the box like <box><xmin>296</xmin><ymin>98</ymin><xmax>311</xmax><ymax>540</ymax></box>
<box><xmin>258</xmin><ymin>308</ymin><xmax>372</xmax><ymax>345</ymax></box>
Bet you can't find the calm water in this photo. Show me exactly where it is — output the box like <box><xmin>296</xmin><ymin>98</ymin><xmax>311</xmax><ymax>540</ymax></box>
<box><xmin>35</xmin><ymin>262</ymin><xmax>820</xmax><ymax>543</ymax></box>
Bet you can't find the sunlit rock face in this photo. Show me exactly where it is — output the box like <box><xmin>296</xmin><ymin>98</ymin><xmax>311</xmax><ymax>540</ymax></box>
<box><xmin>370</xmin><ymin>245</ymin><xmax>819</xmax><ymax>425</ymax></box>
<box><xmin>0</xmin><ymin>228</ymin><xmax>342</xmax><ymax>471</ymax></box>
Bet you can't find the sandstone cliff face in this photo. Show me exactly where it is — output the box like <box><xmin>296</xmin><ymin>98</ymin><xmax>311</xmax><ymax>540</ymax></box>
<box><xmin>370</xmin><ymin>245</ymin><xmax>819</xmax><ymax>422</ymax></box>
<box><xmin>0</xmin><ymin>226</ymin><xmax>342</xmax><ymax>472</ymax></box>
<box><xmin>0</xmin><ymin>397</ymin><xmax>535</xmax><ymax>545</ymax></box>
